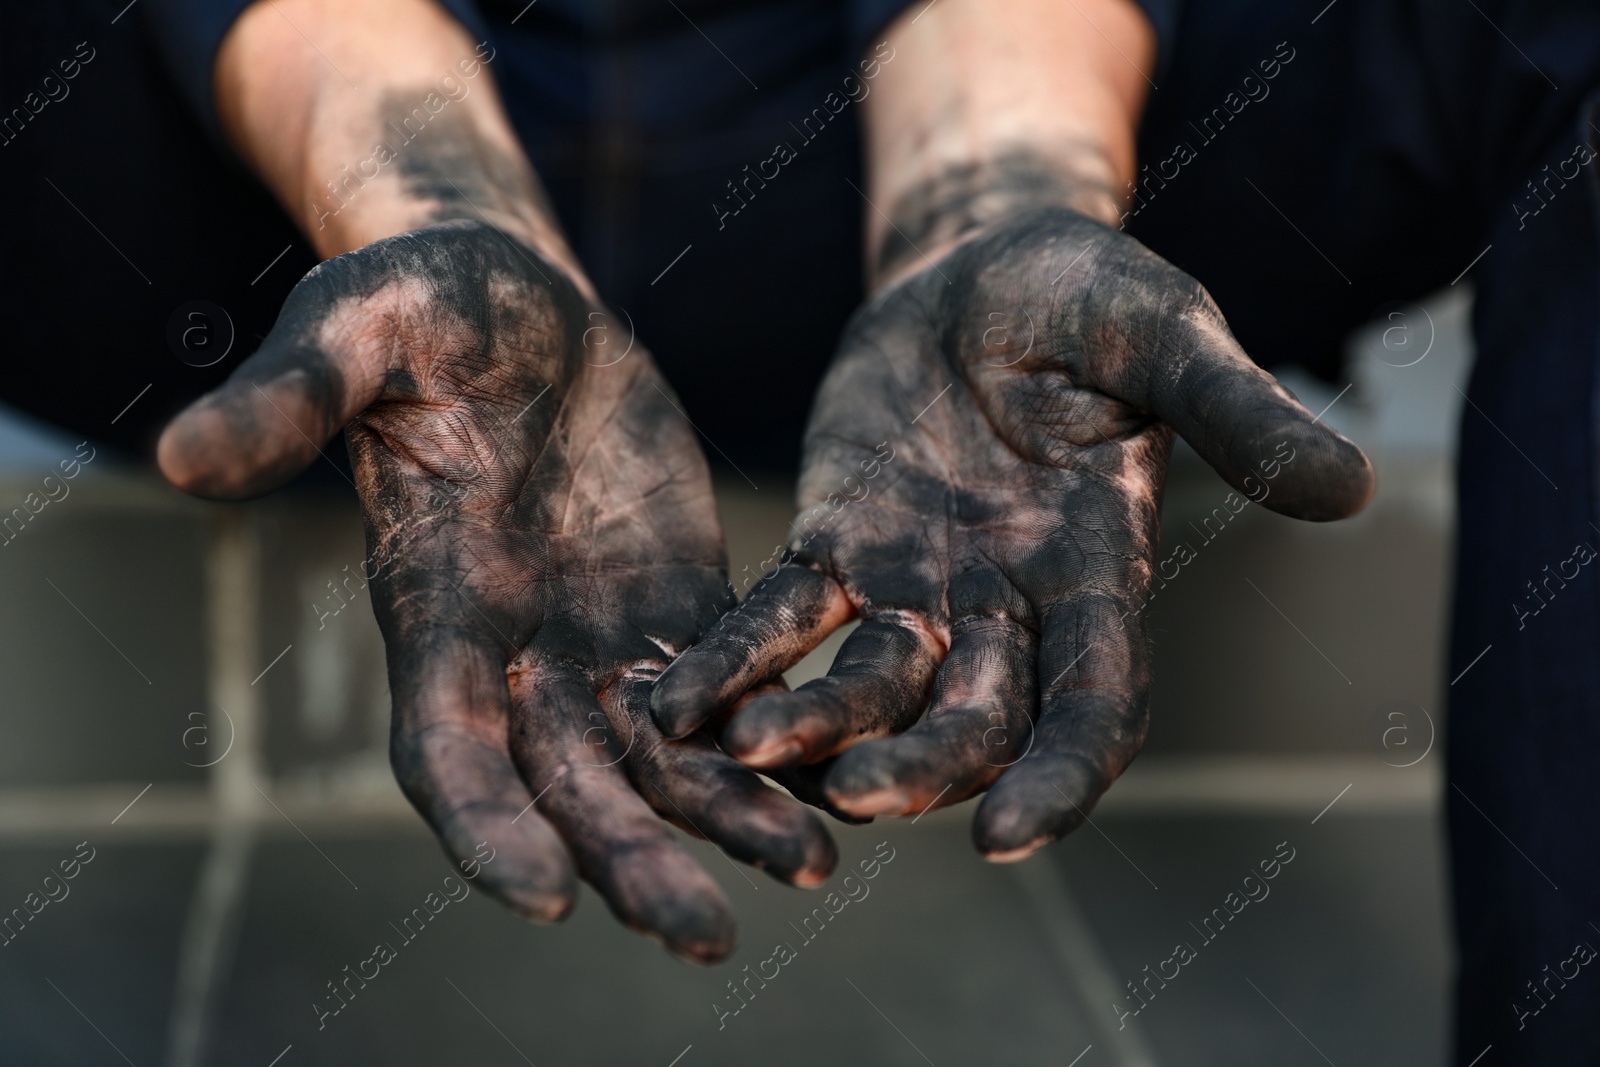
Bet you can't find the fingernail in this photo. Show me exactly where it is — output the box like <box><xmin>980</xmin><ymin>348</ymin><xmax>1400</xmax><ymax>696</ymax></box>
<box><xmin>829</xmin><ymin>785</ymin><xmax>912</xmax><ymax>818</ymax></box>
<box><xmin>737</xmin><ymin>737</ymin><xmax>803</xmax><ymax>769</ymax></box>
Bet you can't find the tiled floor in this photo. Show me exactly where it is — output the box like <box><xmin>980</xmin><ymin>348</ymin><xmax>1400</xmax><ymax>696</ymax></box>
<box><xmin>0</xmin><ymin>800</ymin><xmax>1449</xmax><ymax>1066</ymax></box>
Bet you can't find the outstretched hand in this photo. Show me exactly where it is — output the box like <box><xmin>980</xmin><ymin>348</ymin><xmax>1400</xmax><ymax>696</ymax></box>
<box><xmin>159</xmin><ymin>221</ymin><xmax>836</xmax><ymax>961</ymax></box>
<box><xmin>653</xmin><ymin>206</ymin><xmax>1372</xmax><ymax>860</ymax></box>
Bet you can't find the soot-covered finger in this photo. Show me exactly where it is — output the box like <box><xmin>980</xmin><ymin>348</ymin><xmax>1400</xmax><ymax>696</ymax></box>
<box><xmin>651</xmin><ymin>564</ymin><xmax>854</xmax><ymax>738</ymax></box>
<box><xmin>826</xmin><ymin>614</ymin><xmax>1037</xmax><ymax>817</ymax></box>
<box><xmin>387</xmin><ymin>629</ymin><xmax>578</xmax><ymax>921</ymax></box>
<box><xmin>714</xmin><ymin>682</ymin><xmax>875</xmax><ymax>826</ymax></box>
<box><xmin>1135</xmin><ymin>291</ymin><xmax>1374</xmax><ymax>521</ymax></box>
<box><xmin>508</xmin><ymin>663</ymin><xmax>735</xmax><ymax>963</ymax></box>
<box><xmin>607</xmin><ymin>675</ymin><xmax>837</xmax><ymax>887</ymax></box>
<box><xmin>720</xmin><ymin>614</ymin><xmax>943</xmax><ymax>769</ymax></box>
<box><xmin>973</xmin><ymin>595</ymin><xmax>1149</xmax><ymax>861</ymax></box>
<box><xmin>157</xmin><ymin>259</ymin><xmax>395</xmax><ymax>499</ymax></box>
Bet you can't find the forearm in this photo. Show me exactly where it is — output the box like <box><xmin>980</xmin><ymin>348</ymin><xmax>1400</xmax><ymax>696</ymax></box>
<box><xmin>216</xmin><ymin>0</ymin><xmax>587</xmax><ymax>288</ymax></box>
<box><xmin>861</xmin><ymin>0</ymin><xmax>1154</xmax><ymax>287</ymax></box>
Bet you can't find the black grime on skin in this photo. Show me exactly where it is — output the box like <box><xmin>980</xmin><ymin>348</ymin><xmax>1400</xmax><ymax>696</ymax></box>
<box><xmin>160</xmin><ymin>106</ymin><xmax>838</xmax><ymax>963</ymax></box>
<box><xmin>380</xmin><ymin>90</ymin><xmax>560</xmax><ymax>226</ymax></box>
<box><xmin>873</xmin><ymin>146</ymin><xmax>1121</xmax><ymax>284</ymax></box>
<box><xmin>657</xmin><ymin>147</ymin><xmax>1374</xmax><ymax>861</ymax></box>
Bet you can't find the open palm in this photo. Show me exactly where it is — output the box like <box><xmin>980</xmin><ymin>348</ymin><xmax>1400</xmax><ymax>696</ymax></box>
<box><xmin>160</xmin><ymin>221</ymin><xmax>835</xmax><ymax>961</ymax></box>
<box><xmin>654</xmin><ymin>207</ymin><xmax>1372</xmax><ymax>859</ymax></box>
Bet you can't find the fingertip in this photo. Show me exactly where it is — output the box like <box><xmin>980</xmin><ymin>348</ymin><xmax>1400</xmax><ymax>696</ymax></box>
<box><xmin>724</xmin><ymin>721</ymin><xmax>804</xmax><ymax>771</ymax></box>
<box><xmin>156</xmin><ymin>395</ymin><xmax>314</xmax><ymax>500</ymax></box>
<box><xmin>156</xmin><ymin>404</ymin><xmax>242</xmax><ymax>499</ymax></box>
<box><xmin>823</xmin><ymin>744</ymin><xmax>916</xmax><ymax>818</ymax></box>
<box><xmin>589</xmin><ymin>831</ymin><xmax>738</xmax><ymax>962</ymax></box>
<box><xmin>669</xmin><ymin>929</ymin><xmax>737</xmax><ymax>966</ymax></box>
<box><xmin>1242</xmin><ymin>418</ymin><xmax>1375</xmax><ymax>522</ymax></box>
<box><xmin>978</xmin><ymin>837</ymin><xmax>1054</xmax><ymax>864</ymax></box>
<box><xmin>448</xmin><ymin>822</ymin><xmax>581</xmax><ymax>925</ymax></box>
<box><xmin>649</xmin><ymin>661</ymin><xmax>716</xmax><ymax>739</ymax></box>
<box><xmin>492</xmin><ymin>872</ymin><xmax>579</xmax><ymax>924</ymax></box>
<box><xmin>781</xmin><ymin>810</ymin><xmax>840</xmax><ymax>888</ymax></box>
<box><xmin>696</xmin><ymin>770</ymin><xmax>841</xmax><ymax>887</ymax></box>
<box><xmin>762</xmin><ymin>763</ymin><xmax>878</xmax><ymax>826</ymax></box>
<box><xmin>650</xmin><ymin>892</ymin><xmax>738</xmax><ymax>965</ymax></box>
<box><xmin>972</xmin><ymin>801</ymin><xmax>1061</xmax><ymax>861</ymax></box>
<box><xmin>791</xmin><ymin>861</ymin><xmax>834</xmax><ymax>889</ymax></box>
<box><xmin>971</xmin><ymin>757</ymin><xmax>1098</xmax><ymax>859</ymax></box>
<box><xmin>1320</xmin><ymin>435</ymin><xmax>1377</xmax><ymax>519</ymax></box>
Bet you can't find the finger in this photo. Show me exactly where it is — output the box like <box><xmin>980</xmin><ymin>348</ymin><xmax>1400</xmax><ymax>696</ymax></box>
<box><xmin>825</xmin><ymin>614</ymin><xmax>1037</xmax><ymax>817</ymax></box>
<box><xmin>1129</xmin><ymin>291</ymin><xmax>1374</xmax><ymax>521</ymax></box>
<box><xmin>605</xmin><ymin>674</ymin><xmax>838</xmax><ymax>887</ymax></box>
<box><xmin>157</xmin><ymin>259</ymin><xmax>392</xmax><ymax>499</ymax></box>
<box><xmin>716</xmin><ymin>682</ymin><xmax>873</xmax><ymax>826</ymax></box>
<box><xmin>973</xmin><ymin>595</ymin><xmax>1148</xmax><ymax>862</ymax></box>
<box><xmin>720</xmin><ymin>613</ymin><xmax>944</xmax><ymax>769</ymax></box>
<box><xmin>763</xmin><ymin>763</ymin><xmax>876</xmax><ymax>825</ymax></box>
<box><xmin>387</xmin><ymin>629</ymin><xmax>578</xmax><ymax>922</ymax></box>
<box><xmin>509</xmin><ymin>663</ymin><xmax>736</xmax><ymax>963</ymax></box>
<box><xmin>651</xmin><ymin>564</ymin><xmax>854</xmax><ymax>739</ymax></box>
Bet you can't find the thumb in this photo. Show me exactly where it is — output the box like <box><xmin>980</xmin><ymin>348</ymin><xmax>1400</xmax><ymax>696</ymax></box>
<box><xmin>1132</xmin><ymin>295</ymin><xmax>1374</xmax><ymax>521</ymax></box>
<box><xmin>157</xmin><ymin>263</ymin><xmax>392</xmax><ymax>500</ymax></box>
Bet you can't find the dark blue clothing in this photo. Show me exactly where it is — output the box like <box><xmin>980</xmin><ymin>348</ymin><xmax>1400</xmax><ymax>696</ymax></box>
<box><xmin>2</xmin><ymin>1</ymin><xmax>1599</xmax><ymax>1061</ymax></box>
<box><xmin>1121</xmin><ymin>4</ymin><xmax>1600</xmax><ymax>1062</ymax></box>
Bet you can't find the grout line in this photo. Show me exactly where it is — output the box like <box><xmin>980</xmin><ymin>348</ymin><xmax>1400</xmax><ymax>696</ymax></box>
<box><xmin>1311</xmin><ymin>782</ymin><xmax>1352</xmax><ymax>824</ymax></box>
<box><xmin>1008</xmin><ymin>860</ymin><xmax>1163</xmax><ymax>1067</ymax></box>
<box><xmin>250</xmin><ymin>644</ymin><xmax>293</xmax><ymax>686</ymax></box>
<box><xmin>1451</xmin><ymin>245</ymin><xmax>1492</xmax><ymax>286</ymax></box>
<box><xmin>651</xmin><ymin>244</ymin><xmax>693</xmax><ymax>285</ymax></box>
<box><xmin>1451</xmin><ymin>644</ymin><xmax>1493</xmax><ymax>686</ymax></box>
<box><xmin>111</xmin><ymin>783</ymin><xmax>152</xmax><ymax>824</ymax></box>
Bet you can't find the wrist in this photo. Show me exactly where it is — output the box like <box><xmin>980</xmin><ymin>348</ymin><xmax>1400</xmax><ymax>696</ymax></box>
<box><xmin>867</xmin><ymin>141</ymin><xmax>1126</xmax><ymax>289</ymax></box>
<box><xmin>216</xmin><ymin>0</ymin><xmax>590</xmax><ymax>291</ymax></box>
<box><xmin>860</xmin><ymin>0</ymin><xmax>1152</xmax><ymax>289</ymax></box>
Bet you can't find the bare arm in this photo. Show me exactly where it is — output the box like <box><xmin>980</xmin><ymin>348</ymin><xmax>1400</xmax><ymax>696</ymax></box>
<box><xmin>862</xmin><ymin>0</ymin><xmax>1154</xmax><ymax>284</ymax></box>
<box><xmin>213</xmin><ymin>0</ymin><xmax>582</xmax><ymax>277</ymax></box>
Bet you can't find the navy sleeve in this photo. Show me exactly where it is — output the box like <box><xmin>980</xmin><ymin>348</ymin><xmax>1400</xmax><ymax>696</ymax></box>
<box><xmin>845</xmin><ymin>0</ymin><xmax>1182</xmax><ymax>80</ymax></box>
<box><xmin>140</xmin><ymin>0</ymin><xmax>492</xmax><ymax>146</ymax></box>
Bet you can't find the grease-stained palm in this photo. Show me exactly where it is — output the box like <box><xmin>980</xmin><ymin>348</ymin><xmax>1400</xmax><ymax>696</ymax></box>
<box><xmin>159</xmin><ymin>221</ymin><xmax>836</xmax><ymax>961</ymax></box>
<box><xmin>653</xmin><ymin>207</ymin><xmax>1373</xmax><ymax>860</ymax></box>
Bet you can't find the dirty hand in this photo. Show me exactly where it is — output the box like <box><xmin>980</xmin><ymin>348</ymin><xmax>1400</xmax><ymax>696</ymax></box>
<box><xmin>159</xmin><ymin>220</ymin><xmax>835</xmax><ymax>960</ymax></box>
<box><xmin>653</xmin><ymin>206</ymin><xmax>1372</xmax><ymax>860</ymax></box>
